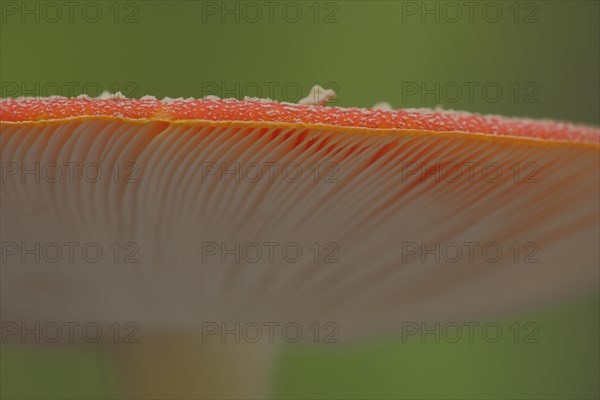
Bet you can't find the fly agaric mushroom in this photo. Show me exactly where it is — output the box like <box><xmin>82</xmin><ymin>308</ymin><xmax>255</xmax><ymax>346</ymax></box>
<box><xmin>1</xmin><ymin>87</ymin><xmax>598</xmax><ymax>399</ymax></box>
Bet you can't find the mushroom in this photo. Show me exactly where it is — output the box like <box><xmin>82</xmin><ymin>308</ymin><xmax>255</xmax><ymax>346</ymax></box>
<box><xmin>1</xmin><ymin>88</ymin><xmax>598</xmax><ymax>398</ymax></box>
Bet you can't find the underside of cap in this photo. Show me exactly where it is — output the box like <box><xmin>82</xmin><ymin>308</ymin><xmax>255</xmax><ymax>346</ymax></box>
<box><xmin>1</xmin><ymin>108</ymin><xmax>598</xmax><ymax>339</ymax></box>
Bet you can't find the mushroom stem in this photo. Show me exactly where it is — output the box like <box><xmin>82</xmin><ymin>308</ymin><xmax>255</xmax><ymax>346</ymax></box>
<box><xmin>111</xmin><ymin>334</ymin><xmax>278</xmax><ymax>399</ymax></box>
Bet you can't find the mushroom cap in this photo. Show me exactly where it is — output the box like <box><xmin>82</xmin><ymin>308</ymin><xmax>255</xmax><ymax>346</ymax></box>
<box><xmin>1</xmin><ymin>95</ymin><xmax>598</xmax><ymax>339</ymax></box>
<box><xmin>2</xmin><ymin>95</ymin><xmax>598</xmax><ymax>144</ymax></box>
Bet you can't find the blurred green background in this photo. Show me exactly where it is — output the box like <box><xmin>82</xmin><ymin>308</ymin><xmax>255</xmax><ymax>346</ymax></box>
<box><xmin>1</xmin><ymin>0</ymin><xmax>599</xmax><ymax>398</ymax></box>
